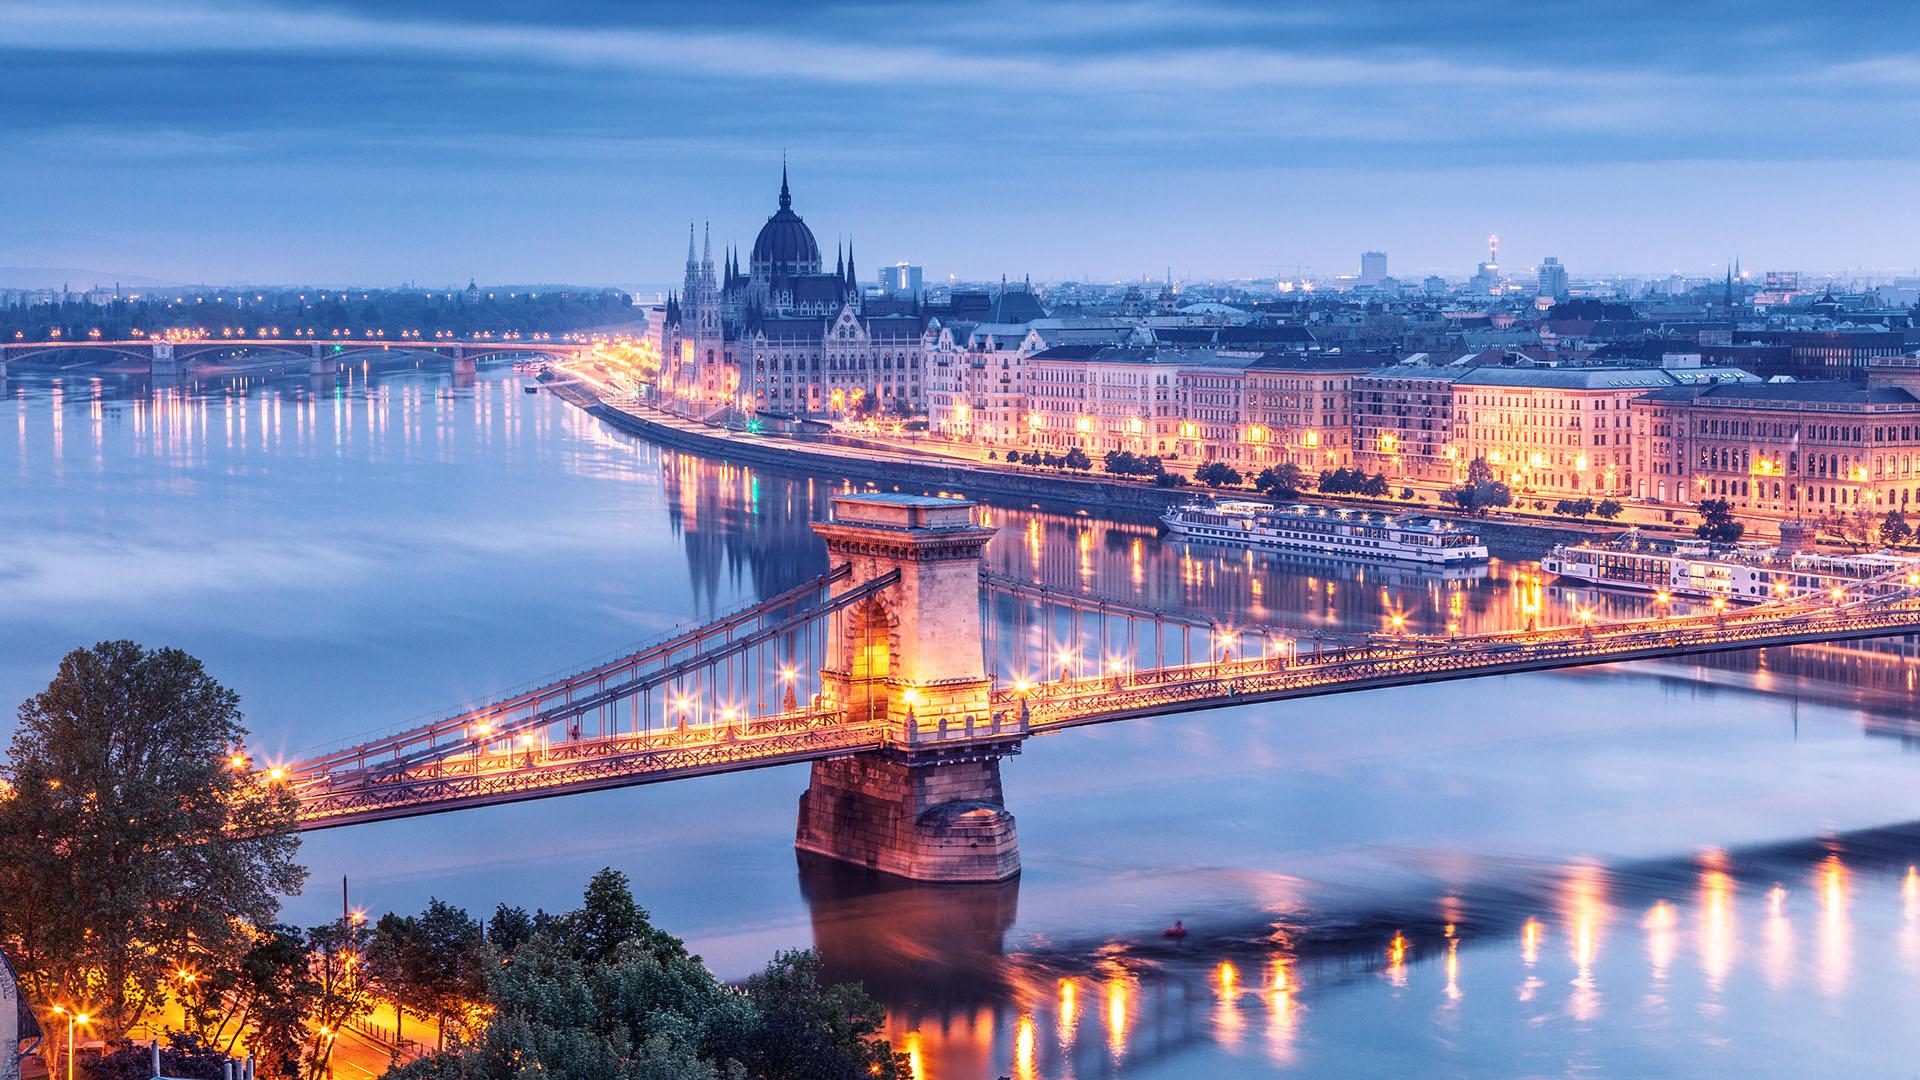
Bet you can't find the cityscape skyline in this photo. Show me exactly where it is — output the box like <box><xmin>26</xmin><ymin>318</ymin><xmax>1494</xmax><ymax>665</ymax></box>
<box><xmin>7</xmin><ymin>0</ymin><xmax>1920</xmax><ymax>285</ymax></box>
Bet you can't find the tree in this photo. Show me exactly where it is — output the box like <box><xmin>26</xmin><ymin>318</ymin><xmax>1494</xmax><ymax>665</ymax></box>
<box><xmin>1400</xmin><ymin>487</ymin><xmax>1417</xmax><ymax>501</ymax></box>
<box><xmin>1062</xmin><ymin>447</ymin><xmax>1093</xmax><ymax>472</ymax></box>
<box><xmin>1448</xmin><ymin>479</ymin><xmax>1512</xmax><ymax>516</ymax></box>
<box><xmin>1358</xmin><ymin>473</ymin><xmax>1391</xmax><ymax>498</ymax></box>
<box><xmin>1195</xmin><ymin>462</ymin><xmax>1242</xmax><ymax>488</ymax></box>
<box><xmin>304</xmin><ymin>917</ymin><xmax>375</xmax><ymax>1079</ymax></box>
<box><xmin>1881</xmin><ymin>509</ymin><xmax>1914</xmax><ymax>547</ymax></box>
<box><xmin>366</xmin><ymin>899</ymin><xmax>488</xmax><ymax>1050</ymax></box>
<box><xmin>1694</xmin><ymin>498</ymin><xmax>1745</xmax><ymax>544</ymax></box>
<box><xmin>85</xmin><ymin>1032</ymin><xmax>234</xmax><ymax>1080</ymax></box>
<box><xmin>1465</xmin><ymin>456</ymin><xmax>1495</xmax><ymax>487</ymax></box>
<box><xmin>720</xmin><ymin>950</ymin><xmax>902</xmax><ymax>1080</ymax></box>
<box><xmin>0</xmin><ymin>642</ymin><xmax>304</xmax><ymax>1054</ymax></box>
<box><xmin>1595</xmin><ymin>500</ymin><xmax>1625</xmax><ymax>520</ymax></box>
<box><xmin>1003</xmin><ymin>451</ymin><xmax>1022</xmax><ymax>465</ymax></box>
<box><xmin>1554</xmin><ymin>498</ymin><xmax>1596</xmax><ymax>518</ymax></box>
<box><xmin>1263</xmin><ymin>463</ymin><xmax>1306</xmax><ymax>498</ymax></box>
<box><xmin>486</xmin><ymin>904</ymin><xmax>538</xmax><ymax>956</ymax></box>
<box><xmin>387</xmin><ymin>871</ymin><xmax>907</xmax><ymax>1080</ymax></box>
<box><xmin>1153</xmin><ymin>471</ymin><xmax>1188</xmax><ymax>487</ymax></box>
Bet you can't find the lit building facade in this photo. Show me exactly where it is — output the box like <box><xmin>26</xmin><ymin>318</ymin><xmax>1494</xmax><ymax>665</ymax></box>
<box><xmin>1631</xmin><ymin>382</ymin><xmax>1920</xmax><ymax>515</ymax></box>
<box><xmin>1448</xmin><ymin>367</ymin><xmax>1680</xmax><ymax>498</ymax></box>
<box><xmin>1351</xmin><ymin>368</ymin><xmax>1462</xmax><ymax>482</ymax></box>
<box><xmin>660</xmin><ymin>167</ymin><xmax>925</xmax><ymax>418</ymax></box>
<box><xmin>1240</xmin><ymin>354</ymin><xmax>1376</xmax><ymax>469</ymax></box>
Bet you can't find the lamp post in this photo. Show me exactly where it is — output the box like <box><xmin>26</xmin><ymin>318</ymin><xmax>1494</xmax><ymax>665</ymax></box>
<box><xmin>50</xmin><ymin>1007</ymin><xmax>90</xmax><ymax>1080</ymax></box>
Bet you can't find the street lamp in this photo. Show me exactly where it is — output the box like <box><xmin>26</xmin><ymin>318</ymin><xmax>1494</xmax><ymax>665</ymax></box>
<box><xmin>51</xmin><ymin>1007</ymin><xmax>91</xmax><ymax>1080</ymax></box>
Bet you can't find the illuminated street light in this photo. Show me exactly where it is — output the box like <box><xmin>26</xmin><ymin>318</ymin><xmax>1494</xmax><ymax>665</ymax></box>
<box><xmin>51</xmin><ymin>1007</ymin><xmax>91</xmax><ymax>1080</ymax></box>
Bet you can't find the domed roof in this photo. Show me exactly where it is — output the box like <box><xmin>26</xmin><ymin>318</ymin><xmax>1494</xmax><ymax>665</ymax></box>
<box><xmin>750</xmin><ymin>165</ymin><xmax>821</xmax><ymax>277</ymax></box>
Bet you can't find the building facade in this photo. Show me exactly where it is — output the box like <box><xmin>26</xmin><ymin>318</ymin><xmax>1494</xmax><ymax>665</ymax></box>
<box><xmin>660</xmin><ymin>168</ymin><xmax>925</xmax><ymax>418</ymax></box>
<box><xmin>1631</xmin><ymin>382</ymin><xmax>1920</xmax><ymax>515</ymax></box>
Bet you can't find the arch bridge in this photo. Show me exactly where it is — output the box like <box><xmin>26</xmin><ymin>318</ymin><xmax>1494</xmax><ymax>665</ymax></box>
<box><xmin>281</xmin><ymin>494</ymin><xmax>1920</xmax><ymax>882</ymax></box>
<box><xmin>0</xmin><ymin>337</ymin><xmax>594</xmax><ymax>377</ymax></box>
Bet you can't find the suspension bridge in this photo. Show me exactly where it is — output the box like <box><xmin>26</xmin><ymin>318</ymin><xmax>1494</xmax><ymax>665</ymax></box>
<box><xmin>278</xmin><ymin>493</ymin><xmax>1920</xmax><ymax>882</ymax></box>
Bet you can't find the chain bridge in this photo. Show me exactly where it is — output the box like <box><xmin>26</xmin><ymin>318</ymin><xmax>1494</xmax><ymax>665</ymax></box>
<box><xmin>279</xmin><ymin>494</ymin><xmax>1920</xmax><ymax>882</ymax></box>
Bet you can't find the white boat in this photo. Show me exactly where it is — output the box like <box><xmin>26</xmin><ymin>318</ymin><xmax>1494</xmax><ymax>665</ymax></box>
<box><xmin>1160</xmin><ymin>500</ymin><xmax>1489</xmax><ymax>565</ymax></box>
<box><xmin>1542</xmin><ymin>532</ymin><xmax>1920</xmax><ymax>603</ymax></box>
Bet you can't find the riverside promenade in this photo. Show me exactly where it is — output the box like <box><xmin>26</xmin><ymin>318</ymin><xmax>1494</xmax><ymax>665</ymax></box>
<box><xmin>542</xmin><ymin>374</ymin><xmax>1612</xmax><ymax>552</ymax></box>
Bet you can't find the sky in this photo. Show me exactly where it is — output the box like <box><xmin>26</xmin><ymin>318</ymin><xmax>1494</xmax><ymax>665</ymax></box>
<box><xmin>4</xmin><ymin>0</ymin><xmax>1920</xmax><ymax>289</ymax></box>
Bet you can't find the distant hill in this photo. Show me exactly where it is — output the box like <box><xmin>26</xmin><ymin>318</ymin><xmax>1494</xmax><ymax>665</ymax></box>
<box><xmin>0</xmin><ymin>266</ymin><xmax>176</xmax><ymax>289</ymax></box>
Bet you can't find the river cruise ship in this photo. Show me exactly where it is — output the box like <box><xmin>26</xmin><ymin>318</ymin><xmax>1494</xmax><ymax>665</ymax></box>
<box><xmin>1542</xmin><ymin>533</ymin><xmax>1920</xmax><ymax>603</ymax></box>
<box><xmin>1160</xmin><ymin>500</ymin><xmax>1490</xmax><ymax>565</ymax></box>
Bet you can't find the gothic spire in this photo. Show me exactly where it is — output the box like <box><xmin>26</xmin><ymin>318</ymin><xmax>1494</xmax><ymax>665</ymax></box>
<box><xmin>845</xmin><ymin>240</ymin><xmax>856</xmax><ymax>290</ymax></box>
<box><xmin>702</xmin><ymin>221</ymin><xmax>712</xmax><ymax>269</ymax></box>
<box><xmin>779</xmin><ymin>155</ymin><xmax>792</xmax><ymax>212</ymax></box>
<box><xmin>686</xmin><ymin>223</ymin><xmax>696</xmax><ymax>268</ymax></box>
<box><xmin>835</xmin><ymin>242</ymin><xmax>844</xmax><ymax>278</ymax></box>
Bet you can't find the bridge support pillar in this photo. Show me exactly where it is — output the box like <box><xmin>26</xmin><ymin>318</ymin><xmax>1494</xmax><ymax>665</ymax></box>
<box><xmin>796</xmin><ymin>745</ymin><xmax>1020</xmax><ymax>882</ymax></box>
<box><xmin>311</xmin><ymin>343</ymin><xmax>339</xmax><ymax>376</ymax></box>
<box><xmin>149</xmin><ymin>342</ymin><xmax>178</xmax><ymax>376</ymax></box>
<box><xmin>451</xmin><ymin>350</ymin><xmax>477</xmax><ymax>379</ymax></box>
<box><xmin>802</xmin><ymin>493</ymin><xmax>1020</xmax><ymax>881</ymax></box>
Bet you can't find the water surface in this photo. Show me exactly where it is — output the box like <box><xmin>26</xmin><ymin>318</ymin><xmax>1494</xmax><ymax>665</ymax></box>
<box><xmin>6</xmin><ymin>363</ymin><xmax>1920</xmax><ymax>1077</ymax></box>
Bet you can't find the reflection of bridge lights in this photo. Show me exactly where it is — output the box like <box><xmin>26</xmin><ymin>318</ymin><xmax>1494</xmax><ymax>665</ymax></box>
<box><xmin>1216</xmin><ymin>960</ymin><xmax>1238</xmax><ymax>996</ymax></box>
<box><xmin>1521</xmin><ymin>918</ymin><xmax>1542</xmax><ymax>965</ymax></box>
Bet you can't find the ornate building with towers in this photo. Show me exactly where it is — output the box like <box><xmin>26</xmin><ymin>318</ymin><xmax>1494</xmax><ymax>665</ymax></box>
<box><xmin>659</xmin><ymin>165</ymin><xmax>927</xmax><ymax>418</ymax></box>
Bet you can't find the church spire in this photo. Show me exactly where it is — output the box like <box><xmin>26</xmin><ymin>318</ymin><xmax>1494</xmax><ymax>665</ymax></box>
<box><xmin>845</xmin><ymin>240</ymin><xmax>856</xmax><ymax>291</ymax></box>
<box><xmin>686</xmin><ymin>223</ymin><xmax>696</xmax><ymax>269</ymax></box>
<box><xmin>779</xmin><ymin>155</ymin><xmax>792</xmax><ymax>211</ymax></box>
<box><xmin>835</xmin><ymin>242</ymin><xmax>844</xmax><ymax>279</ymax></box>
<box><xmin>702</xmin><ymin>221</ymin><xmax>712</xmax><ymax>269</ymax></box>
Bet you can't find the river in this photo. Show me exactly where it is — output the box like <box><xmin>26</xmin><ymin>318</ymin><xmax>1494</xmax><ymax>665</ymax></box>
<box><xmin>6</xmin><ymin>362</ymin><xmax>1920</xmax><ymax>1076</ymax></box>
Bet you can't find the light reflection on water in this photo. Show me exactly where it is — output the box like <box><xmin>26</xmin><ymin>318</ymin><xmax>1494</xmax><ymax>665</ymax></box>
<box><xmin>8</xmin><ymin>365</ymin><xmax>1920</xmax><ymax>1075</ymax></box>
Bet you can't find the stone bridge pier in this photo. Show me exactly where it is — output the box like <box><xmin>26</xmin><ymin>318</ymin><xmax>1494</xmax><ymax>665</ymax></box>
<box><xmin>795</xmin><ymin>494</ymin><xmax>1022</xmax><ymax>882</ymax></box>
<box><xmin>149</xmin><ymin>341</ymin><xmax>178</xmax><ymax>376</ymax></box>
<box><xmin>310</xmin><ymin>342</ymin><xmax>340</xmax><ymax>375</ymax></box>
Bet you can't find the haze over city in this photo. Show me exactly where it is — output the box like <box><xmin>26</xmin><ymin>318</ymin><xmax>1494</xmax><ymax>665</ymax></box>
<box><xmin>7</xmin><ymin>0</ymin><xmax>1920</xmax><ymax>285</ymax></box>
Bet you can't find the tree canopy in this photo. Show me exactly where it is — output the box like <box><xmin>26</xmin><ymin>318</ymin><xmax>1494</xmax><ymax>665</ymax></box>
<box><xmin>0</xmin><ymin>641</ymin><xmax>305</xmax><ymax>1047</ymax></box>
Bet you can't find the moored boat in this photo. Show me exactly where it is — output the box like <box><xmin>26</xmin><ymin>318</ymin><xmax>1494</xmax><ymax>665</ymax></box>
<box><xmin>1159</xmin><ymin>499</ymin><xmax>1489</xmax><ymax>566</ymax></box>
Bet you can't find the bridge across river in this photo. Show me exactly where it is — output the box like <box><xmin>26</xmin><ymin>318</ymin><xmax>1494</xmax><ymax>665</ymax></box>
<box><xmin>279</xmin><ymin>493</ymin><xmax>1920</xmax><ymax>881</ymax></box>
<box><xmin>0</xmin><ymin>336</ymin><xmax>593</xmax><ymax>377</ymax></box>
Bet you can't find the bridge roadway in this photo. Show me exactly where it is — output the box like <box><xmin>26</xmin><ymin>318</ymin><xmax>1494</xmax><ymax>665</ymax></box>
<box><xmin>290</xmin><ymin>582</ymin><xmax>1920</xmax><ymax>830</ymax></box>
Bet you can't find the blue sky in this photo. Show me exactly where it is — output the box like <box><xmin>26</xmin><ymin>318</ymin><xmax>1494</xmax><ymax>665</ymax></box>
<box><xmin>4</xmin><ymin>0</ymin><xmax>1919</xmax><ymax>288</ymax></box>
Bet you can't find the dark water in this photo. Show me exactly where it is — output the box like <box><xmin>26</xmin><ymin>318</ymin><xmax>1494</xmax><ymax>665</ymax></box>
<box><xmin>7</xmin><ymin>364</ymin><xmax>1920</xmax><ymax>1077</ymax></box>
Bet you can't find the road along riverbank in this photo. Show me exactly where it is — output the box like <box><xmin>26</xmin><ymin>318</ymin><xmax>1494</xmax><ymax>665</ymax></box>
<box><xmin>542</xmin><ymin>375</ymin><xmax>1613</xmax><ymax>556</ymax></box>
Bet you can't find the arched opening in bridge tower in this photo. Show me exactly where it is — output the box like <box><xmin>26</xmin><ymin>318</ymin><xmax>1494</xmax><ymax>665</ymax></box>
<box><xmin>842</xmin><ymin>597</ymin><xmax>896</xmax><ymax>724</ymax></box>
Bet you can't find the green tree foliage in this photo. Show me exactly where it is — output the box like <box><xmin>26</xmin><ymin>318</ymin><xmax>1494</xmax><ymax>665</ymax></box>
<box><xmin>367</xmin><ymin>900</ymin><xmax>489</xmax><ymax>1050</ymax></box>
<box><xmin>1595</xmin><ymin>500</ymin><xmax>1625</xmax><ymax>520</ymax></box>
<box><xmin>1554</xmin><ymin>498</ymin><xmax>1596</xmax><ymax>518</ymax></box>
<box><xmin>1101</xmin><ymin>450</ymin><xmax>1165</xmax><ymax>478</ymax></box>
<box><xmin>1153</xmin><ymin>471</ymin><xmax>1188</xmax><ymax>488</ymax></box>
<box><xmin>1195</xmin><ymin>462</ymin><xmax>1243</xmax><ymax>488</ymax></box>
<box><xmin>1314</xmin><ymin>467</ymin><xmax>1389</xmax><ymax>497</ymax></box>
<box><xmin>84</xmin><ymin>1032</ymin><xmax>233</xmax><ymax>1080</ymax></box>
<box><xmin>1254</xmin><ymin>463</ymin><xmax>1306</xmax><ymax>498</ymax></box>
<box><xmin>1443</xmin><ymin>458</ymin><xmax>1512</xmax><ymax>516</ymax></box>
<box><xmin>0</xmin><ymin>642</ymin><xmax>305</xmax><ymax>1045</ymax></box>
<box><xmin>1694</xmin><ymin>498</ymin><xmax>1746</xmax><ymax>544</ymax></box>
<box><xmin>1880</xmin><ymin>509</ymin><xmax>1914</xmax><ymax>547</ymax></box>
<box><xmin>387</xmin><ymin>871</ymin><xmax>905</xmax><ymax>1080</ymax></box>
<box><xmin>1061</xmin><ymin>447</ymin><xmax>1093</xmax><ymax>472</ymax></box>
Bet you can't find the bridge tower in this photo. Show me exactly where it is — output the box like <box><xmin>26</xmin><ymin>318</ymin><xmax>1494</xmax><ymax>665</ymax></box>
<box><xmin>796</xmin><ymin>494</ymin><xmax>1022</xmax><ymax>882</ymax></box>
<box><xmin>149</xmin><ymin>341</ymin><xmax>178</xmax><ymax>376</ymax></box>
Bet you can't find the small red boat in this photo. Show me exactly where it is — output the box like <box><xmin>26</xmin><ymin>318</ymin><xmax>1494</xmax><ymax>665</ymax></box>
<box><xmin>1161</xmin><ymin>920</ymin><xmax>1188</xmax><ymax>939</ymax></box>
